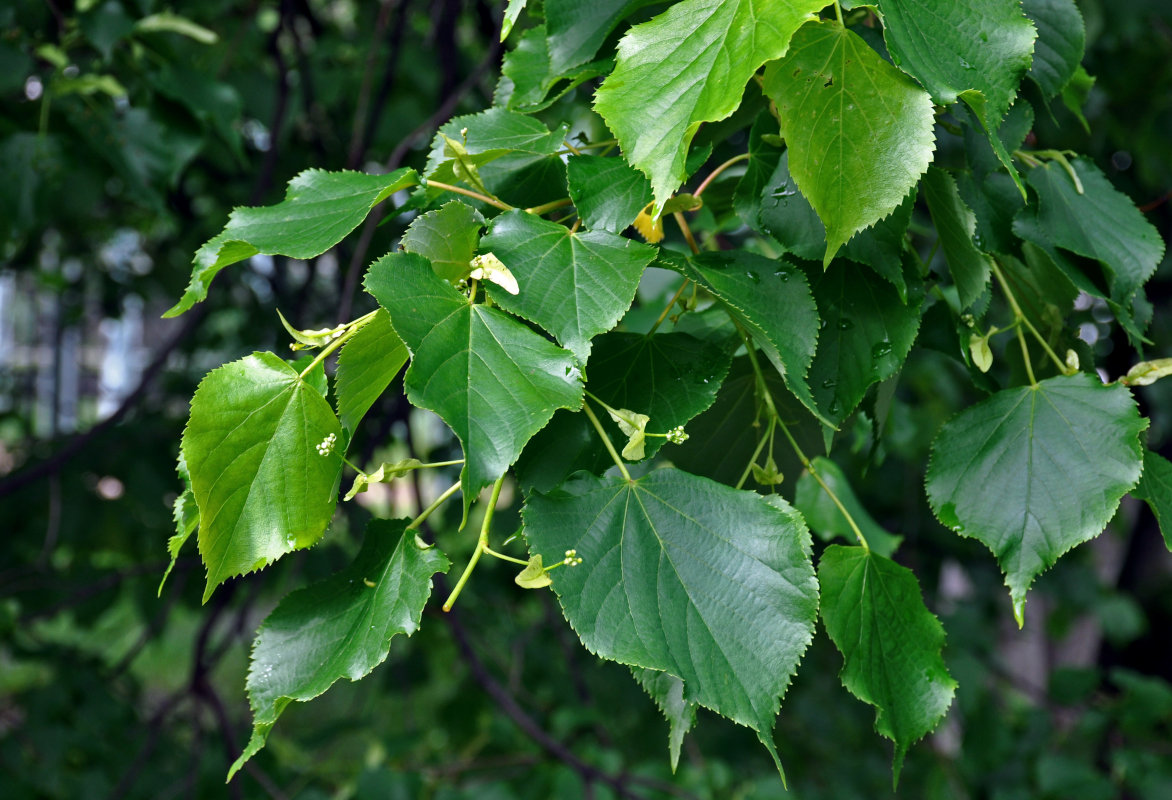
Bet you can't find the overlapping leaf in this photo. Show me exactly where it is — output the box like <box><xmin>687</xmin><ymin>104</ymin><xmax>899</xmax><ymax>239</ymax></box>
<box><xmin>480</xmin><ymin>210</ymin><xmax>656</xmax><ymax>360</ymax></box>
<box><xmin>819</xmin><ymin>545</ymin><xmax>957</xmax><ymax>779</ymax></box>
<box><xmin>524</xmin><ymin>468</ymin><xmax>819</xmax><ymax>771</ymax></box>
<box><xmin>516</xmin><ymin>331</ymin><xmax>732</xmax><ymax>492</ymax></box>
<box><xmin>594</xmin><ymin>0</ymin><xmax>825</xmax><ymax>211</ymax></box>
<box><xmin>496</xmin><ymin>25</ymin><xmax>611</xmax><ymax>112</ymax></box>
<box><xmin>365</xmin><ymin>252</ymin><xmax>583</xmax><ymax>514</ymax></box>
<box><xmin>400</xmin><ymin>201</ymin><xmax>484</xmax><ymax>283</ymax></box>
<box><xmin>669</xmin><ymin>250</ymin><xmax>824</xmax><ymax>423</ymax></box>
<box><xmin>763</xmin><ymin>21</ymin><xmax>936</xmax><ymax>264</ymax></box>
<box><xmin>925</xmin><ymin>373</ymin><xmax>1145</xmax><ymax>624</ymax></box>
<box><xmin>1023</xmin><ymin>0</ymin><xmax>1085</xmax><ymax>98</ymax></box>
<box><xmin>335</xmin><ymin>309</ymin><xmax>408</xmax><ymax>436</ymax></box>
<box><xmin>566</xmin><ymin>155</ymin><xmax>653</xmax><ymax>234</ymax></box>
<box><xmin>923</xmin><ymin>166</ymin><xmax>993</xmax><ymax>309</ymax></box>
<box><xmin>228</xmin><ymin>520</ymin><xmax>449</xmax><ymax>779</ymax></box>
<box><xmin>1132</xmin><ymin>450</ymin><xmax>1172</xmax><ymax>552</ymax></box>
<box><xmin>634</xmin><ymin>667</ymin><xmax>697</xmax><ymax>771</ymax></box>
<box><xmin>801</xmin><ymin>259</ymin><xmax>922</xmax><ymax>425</ymax></box>
<box><xmin>166</xmin><ymin>168</ymin><xmax>417</xmax><ymax>317</ymax></box>
<box><xmin>182</xmin><ymin>352</ymin><xmax>343</xmax><ymax>601</ymax></box>
<box><xmin>545</xmin><ymin>0</ymin><xmax>651</xmax><ymax>75</ymax></box>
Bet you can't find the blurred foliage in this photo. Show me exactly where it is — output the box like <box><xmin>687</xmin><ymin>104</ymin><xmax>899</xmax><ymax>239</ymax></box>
<box><xmin>1</xmin><ymin>1</ymin><xmax>1170</xmax><ymax>798</ymax></box>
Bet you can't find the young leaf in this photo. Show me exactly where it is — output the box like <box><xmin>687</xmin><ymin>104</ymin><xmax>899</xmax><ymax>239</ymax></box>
<box><xmin>922</xmin><ymin>166</ymin><xmax>993</xmax><ymax>310</ymax></box>
<box><xmin>166</xmin><ymin>168</ymin><xmax>417</xmax><ymax>317</ymax></box>
<box><xmin>669</xmin><ymin>250</ymin><xmax>824</xmax><ymax>424</ymax></box>
<box><xmin>801</xmin><ymin>259</ymin><xmax>922</xmax><ymax>426</ymax></box>
<box><xmin>925</xmin><ymin>373</ymin><xmax>1146</xmax><ymax>625</ymax></box>
<box><xmin>1013</xmin><ymin>159</ymin><xmax>1165</xmax><ymax>311</ymax></box>
<box><xmin>593</xmin><ymin>0</ymin><xmax>825</xmax><ymax>212</ymax></box>
<box><xmin>227</xmin><ymin>520</ymin><xmax>449</xmax><ymax>779</ymax></box>
<box><xmin>795</xmin><ymin>457</ymin><xmax>902</xmax><ymax>557</ymax></box>
<box><xmin>334</xmin><ymin>309</ymin><xmax>408</xmax><ymax>436</ymax></box>
<box><xmin>365</xmin><ymin>253</ymin><xmax>583</xmax><ymax>516</ymax></box>
<box><xmin>1023</xmin><ymin>0</ymin><xmax>1085</xmax><ymax>99</ymax></box>
<box><xmin>182</xmin><ymin>352</ymin><xmax>343</xmax><ymax>601</ymax></box>
<box><xmin>566</xmin><ymin>155</ymin><xmax>653</xmax><ymax>234</ymax></box>
<box><xmin>763</xmin><ymin>20</ymin><xmax>935</xmax><ymax>265</ymax></box>
<box><xmin>1132</xmin><ymin>450</ymin><xmax>1172</xmax><ymax>552</ymax></box>
<box><xmin>159</xmin><ymin>486</ymin><xmax>198</xmax><ymax>596</ymax></box>
<box><xmin>876</xmin><ymin>0</ymin><xmax>1036</xmax><ymax>190</ymax></box>
<box><xmin>400</xmin><ymin>201</ymin><xmax>485</xmax><ymax>283</ymax></box>
<box><xmin>818</xmin><ymin>545</ymin><xmax>957</xmax><ymax>780</ymax></box>
<box><xmin>524</xmin><ymin>468</ymin><xmax>819</xmax><ymax>773</ymax></box>
<box><xmin>633</xmin><ymin>667</ymin><xmax>697</xmax><ymax>772</ymax></box>
<box><xmin>480</xmin><ymin>210</ymin><xmax>656</xmax><ymax>360</ymax></box>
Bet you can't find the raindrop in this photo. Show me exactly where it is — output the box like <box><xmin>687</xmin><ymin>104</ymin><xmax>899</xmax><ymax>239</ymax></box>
<box><xmin>871</xmin><ymin>340</ymin><xmax>893</xmax><ymax>360</ymax></box>
<box><xmin>837</xmin><ymin>317</ymin><xmax>854</xmax><ymax>330</ymax></box>
<box><xmin>959</xmin><ymin>58</ymin><xmax>975</xmax><ymax>70</ymax></box>
<box><xmin>821</xmin><ymin>378</ymin><xmax>837</xmax><ymax>390</ymax></box>
<box><xmin>745</xmin><ymin>271</ymin><xmax>761</xmax><ymax>284</ymax></box>
<box><xmin>773</xmin><ymin>269</ymin><xmax>791</xmax><ymax>282</ymax></box>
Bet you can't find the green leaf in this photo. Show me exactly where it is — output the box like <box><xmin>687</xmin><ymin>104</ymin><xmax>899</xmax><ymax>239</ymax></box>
<box><xmin>182</xmin><ymin>352</ymin><xmax>343</xmax><ymax>601</ymax></box>
<box><xmin>1013</xmin><ymin>159</ymin><xmax>1165</xmax><ymax>310</ymax></box>
<box><xmin>763</xmin><ymin>21</ymin><xmax>936</xmax><ymax>264</ymax></box>
<box><xmin>480</xmin><ymin>210</ymin><xmax>656</xmax><ymax>360</ymax></box>
<box><xmin>801</xmin><ymin>259</ymin><xmax>922</xmax><ymax>426</ymax></box>
<box><xmin>818</xmin><ymin>545</ymin><xmax>957</xmax><ymax>779</ymax></box>
<box><xmin>566</xmin><ymin>155</ymin><xmax>653</xmax><ymax>234</ymax></box>
<box><xmin>166</xmin><ymin>168</ymin><xmax>417</xmax><ymax>317</ymax></box>
<box><xmin>594</xmin><ymin>0</ymin><xmax>825</xmax><ymax>212</ymax></box>
<box><xmin>634</xmin><ymin>667</ymin><xmax>697</xmax><ymax>772</ymax></box>
<box><xmin>545</xmin><ymin>0</ymin><xmax>651</xmax><ymax>74</ymax></box>
<box><xmin>400</xmin><ymin>201</ymin><xmax>485</xmax><ymax>283</ymax></box>
<box><xmin>365</xmin><ymin>253</ymin><xmax>584</xmax><ymax>515</ymax></box>
<box><xmin>227</xmin><ymin>520</ymin><xmax>449</xmax><ymax>779</ymax></box>
<box><xmin>925</xmin><ymin>373</ymin><xmax>1146</xmax><ymax>624</ymax></box>
<box><xmin>159</xmin><ymin>487</ymin><xmax>199</xmax><ymax>596</ymax></box>
<box><xmin>335</xmin><ymin>309</ymin><xmax>408</xmax><ymax>436</ymax></box>
<box><xmin>516</xmin><ymin>331</ymin><xmax>733</xmax><ymax>491</ymax></box>
<box><xmin>524</xmin><ymin>468</ymin><xmax>819</xmax><ymax>771</ymax></box>
<box><xmin>734</xmin><ymin>112</ymin><xmax>785</xmax><ymax>234</ymax></box>
<box><xmin>1060</xmin><ymin>64</ymin><xmax>1094</xmax><ymax>131</ymax></box>
<box><xmin>758</xmin><ymin>151</ymin><xmax>914</xmax><ymax>299</ymax></box>
<box><xmin>1023</xmin><ymin>0</ymin><xmax>1085</xmax><ymax>99</ymax></box>
<box><xmin>502</xmin><ymin>0</ymin><xmax>527</xmax><ymax>41</ymax></box>
<box><xmin>496</xmin><ymin>25</ymin><xmax>612</xmax><ymax>112</ymax></box>
<box><xmin>795</xmin><ymin>457</ymin><xmax>902</xmax><ymax>557</ymax></box>
<box><xmin>922</xmin><ymin>166</ymin><xmax>993</xmax><ymax>310</ymax></box>
<box><xmin>1132</xmin><ymin>450</ymin><xmax>1172</xmax><ymax>552</ymax></box>
<box><xmin>669</xmin><ymin>250</ymin><xmax>825</xmax><ymax>424</ymax></box>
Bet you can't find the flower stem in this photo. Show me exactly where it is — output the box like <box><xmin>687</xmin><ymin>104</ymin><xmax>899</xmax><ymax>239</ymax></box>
<box><xmin>582</xmin><ymin>400</ymin><xmax>632</xmax><ymax>481</ymax></box>
<box><xmin>443</xmin><ymin>475</ymin><xmax>506</xmax><ymax>611</ymax></box>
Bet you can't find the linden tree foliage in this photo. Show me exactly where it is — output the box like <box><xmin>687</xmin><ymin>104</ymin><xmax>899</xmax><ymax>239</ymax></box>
<box><xmin>163</xmin><ymin>0</ymin><xmax>1168</xmax><ymax>785</ymax></box>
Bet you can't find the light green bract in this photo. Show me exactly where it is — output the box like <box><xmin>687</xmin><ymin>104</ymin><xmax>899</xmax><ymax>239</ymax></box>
<box><xmin>763</xmin><ymin>21</ymin><xmax>936</xmax><ymax>265</ymax></box>
<box><xmin>925</xmin><ymin>373</ymin><xmax>1145</xmax><ymax>625</ymax></box>
<box><xmin>365</xmin><ymin>253</ymin><xmax>584</xmax><ymax>518</ymax></box>
<box><xmin>819</xmin><ymin>545</ymin><xmax>957</xmax><ymax>782</ymax></box>
<box><xmin>524</xmin><ymin>468</ymin><xmax>819</xmax><ymax>776</ymax></box>
<box><xmin>594</xmin><ymin>0</ymin><xmax>826</xmax><ymax>213</ymax></box>
<box><xmin>182</xmin><ymin>352</ymin><xmax>343</xmax><ymax>601</ymax></box>
<box><xmin>166</xmin><ymin>167</ymin><xmax>417</xmax><ymax>317</ymax></box>
<box><xmin>228</xmin><ymin>520</ymin><xmax>449</xmax><ymax>779</ymax></box>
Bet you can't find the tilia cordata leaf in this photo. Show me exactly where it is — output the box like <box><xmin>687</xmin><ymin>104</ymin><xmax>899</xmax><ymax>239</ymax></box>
<box><xmin>524</xmin><ymin>468</ymin><xmax>819</xmax><ymax>775</ymax></box>
<box><xmin>228</xmin><ymin>520</ymin><xmax>449</xmax><ymax>779</ymax></box>
<box><xmin>925</xmin><ymin>373</ymin><xmax>1145</xmax><ymax>625</ymax></box>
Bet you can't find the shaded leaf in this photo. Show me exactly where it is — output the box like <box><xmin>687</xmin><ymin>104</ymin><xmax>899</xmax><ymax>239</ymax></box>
<box><xmin>594</xmin><ymin>0</ymin><xmax>825</xmax><ymax>211</ymax></box>
<box><xmin>1132</xmin><ymin>450</ymin><xmax>1172</xmax><ymax>552</ymax></box>
<box><xmin>228</xmin><ymin>520</ymin><xmax>449</xmax><ymax>779</ymax></box>
<box><xmin>763</xmin><ymin>21</ymin><xmax>935</xmax><ymax>264</ymax></box>
<box><xmin>1023</xmin><ymin>0</ymin><xmax>1085</xmax><ymax>98</ymax></box>
<box><xmin>925</xmin><ymin>373</ymin><xmax>1145</xmax><ymax>624</ymax></box>
<box><xmin>400</xmin><ymin>201</ymin><xmax>485</xmax><ymax>283</ymax></box>
<box><xmin>634</xmin><ymin>667</ymin><xmax>697</xmax><ymax>772</ymax></box>
<box><xmin>167</xmin><ymin>168</ymin><xmax>417</xmax><ymax>317</ymax></box>
<box><xmin>480</xmin><ymin>210</ymin><xmax>656</xmax><ymax>360</ymax></box>
<box><xmin>182</xmin><ymin>353</ymin><xmax>343</xmax><ymax>601</ymax></box>
<box><xmin>922</xmin><ymin>166</ymin><xmax>993</xmax><ymax>309</ymax></box>
<box><xmin>795</xmin><ymin>457</ymin><xmax>902</xmax><ymax>557</ymax></box>
<box><xmin>365</xmin><ymin>253</ymin><xmax>584</xmax><ymax>515</ymax></box>
<box><xmin>524</xmin><ymin>468</ymin><xmax>819</xmax><ymax>771</ymax></box>
<box><xmin>546</xmin><ymin>0</ymin><xmax>651</xmax><ymax>74</ymax></box>
<box><xmin>819</xmin><ymin>545</ymin><xmax>957</xmax><ymax>779</ymax></box>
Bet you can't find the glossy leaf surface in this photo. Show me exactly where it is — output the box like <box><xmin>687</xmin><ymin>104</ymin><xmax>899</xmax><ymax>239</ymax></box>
<box><xmin>400</xmin><ymin>201</ymin><xmax>485</xmax><ymax>283</ymax></box>
<box><xmin>923</xmin><ymin>166</ymin><xmax>992</xmax><ymax>309</ymax></box>
<box><xmin>925</xmin><ymin>373</ymin><xmax>1145</xmax><ymax>622</ymax></box>
<box><xmin>334</xmin><ymin>309</ymin><xmax>408</xmax><ymax>436</ymax></box>
<box><xmin>1023</xmin><ymin>0</ymin><xmax>1085</xmax><ymax>98</ymax></box>
<box><xmin>566</xmin><ymin>155</ymin><xmax>653</xmax><ymax>234</ymax></box>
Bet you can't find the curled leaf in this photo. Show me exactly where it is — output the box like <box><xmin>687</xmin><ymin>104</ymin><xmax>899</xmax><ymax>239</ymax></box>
<box><xmin>606</xmin><ymin>407</ymin><xmax>650</xmax><ymax>460</ymax></box>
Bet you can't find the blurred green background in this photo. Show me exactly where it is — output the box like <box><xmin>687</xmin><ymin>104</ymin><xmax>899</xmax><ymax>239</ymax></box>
<box><xmin>1</xmin><ymin>1</ymin><xmax>1170</xmax><ymax>798</ymax></box>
